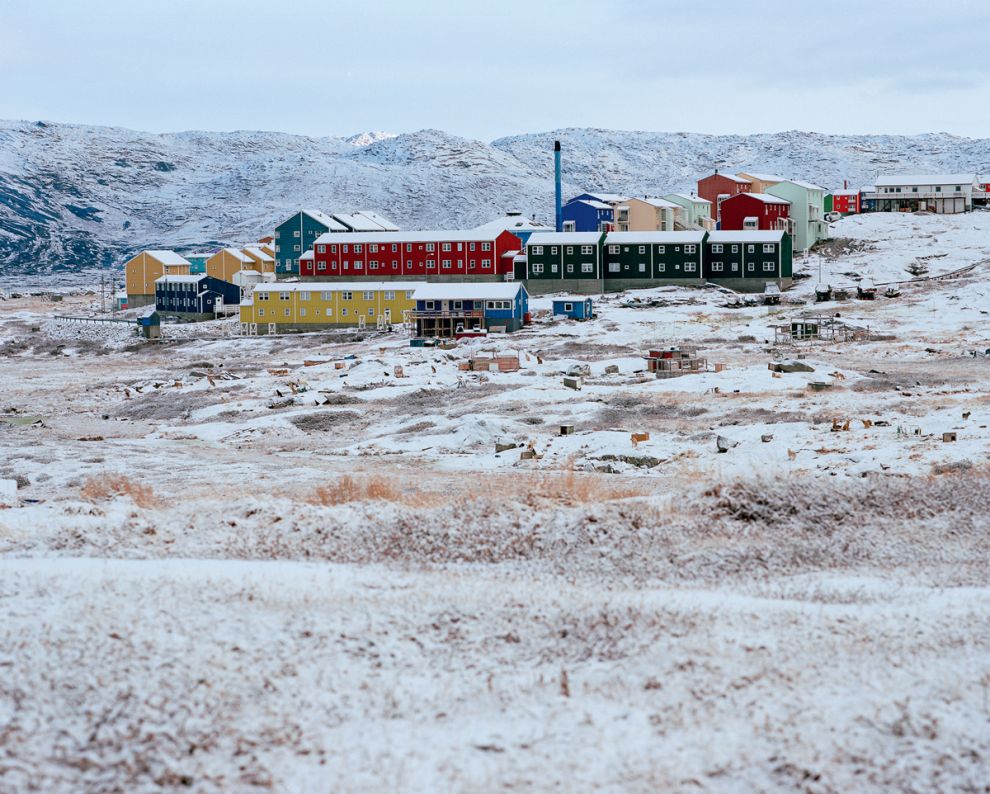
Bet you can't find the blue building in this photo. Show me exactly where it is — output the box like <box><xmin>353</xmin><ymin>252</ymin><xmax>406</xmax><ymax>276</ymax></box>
<box><xmin>562</xmin><ymin>192</ymin><xmax>625</xmax><ymax>232</ymax></box>
<box><xmin>411</xmin><ymin>283</ymin><xmax>529</xmax><ymax>337</ymax></box>
<box><xmin>155</xmin><ymin>274</ymin><xmax>241</xmax><ymax>319</ymax></box>
<box><xmin>184</xmin><ymin>253</ymin><xmax>212</xmax><ymax>274</ymax></box>
<box><xmin>273</xmin><ymin>210</ymin><xmax>347</xmax><ymax>275</ymax></box>
<box><xmin>552</xmin><ymin>297</ymin><xmax>593</xmax><ymax>320</ymax></box>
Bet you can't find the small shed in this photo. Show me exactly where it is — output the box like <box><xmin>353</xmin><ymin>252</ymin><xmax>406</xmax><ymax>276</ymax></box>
<box><xmin>553</xmin><ymin>298</ymin><xmax>593</xmax><ymax>320</ymax></box>
<box><xmin>136</xmin><ymin>308</ymin><xmax>161</xmax><ymax>339</ymax></box>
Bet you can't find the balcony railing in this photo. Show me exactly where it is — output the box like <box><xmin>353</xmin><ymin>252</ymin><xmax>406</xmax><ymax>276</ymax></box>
<box><xmin>864</xmin><ymin>190</ymin><xmax>968</xmax><ymax>200</ymax></box>
<box><xmin>411</xmin><ymin>309</ymin><xmax>484</xmax><ymax>319</ymax></box>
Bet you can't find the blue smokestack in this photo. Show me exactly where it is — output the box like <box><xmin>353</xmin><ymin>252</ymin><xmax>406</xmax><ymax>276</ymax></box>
<box><xmin>554</xmin><ymin>140</ymin><xmax>562</xmax><ymax>232</ymax></box>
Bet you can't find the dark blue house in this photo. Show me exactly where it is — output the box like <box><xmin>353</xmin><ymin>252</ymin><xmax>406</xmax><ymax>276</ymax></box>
<box><xmin>411</xmin><ymin>283</ymin><xmax>529</xmax><ymax>337</ymax></box>
<box><xmin>552</xmin><ymin>297</ymin><xmax>593</xmax><ymax>320</ymax></box>
<box><xmin>155</xmin><ymin>275</ymin><xmax>241</xmax><ymax>319</ymax></box>
<box><xmin>561</xmin><ymin>192</ymin><xmax>626</xmax><ymax>232</ymax></box>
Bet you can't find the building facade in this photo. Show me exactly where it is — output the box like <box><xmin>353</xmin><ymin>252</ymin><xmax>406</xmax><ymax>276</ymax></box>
<box><xmin>696</xmin><ymin>172</ymin><xmax>752</xmax><ymax>221</ymax></box>
<box><xmin>561</xmin><ymin>198</ymin><xmax>615</xmax><ymax>232</ymax></box>
<box><xmin>241</xmin><ymin>246</ymin><xmax>275</xmax><ymax>273</ymax></box>
<box><xmin>304</xmin><ymin>230</ymin><xmax>522</xmax><ymax>281</ymax></box>
<box><xmin>863</xmin><ymin>174</ymin><xmax>978</xmax><ymax>214</ymax></box>
<box><xmin>411</xmin><ymin>283</ymin><xmax>529</xmax><ymax>337</ymax></box>
<box><xmin>124</xmin><ymin>250</ymin><xmax>191</xmax><ymax>307</ymax></box>
<box><xmin>718</xmin><ymin>193</ymin><xmax>791</xmax><ymax>232</ymax></box>
<box><xmin>521</xmin><ymin>231</ymin><xmax>607</xmax><ymax>291</ymax></box>
<box><xmin>155</xmin><ymin>274</ymin><xmax>241</xmax><ymax>319</ymax></box>
<box><xmin>206</xmin><ymin>248</ymin><xmax>253</xmax><ymax>283</ymax></box>
<box><xmin>735</xmin><ymin>172</ymin><xmax>785</xmax><ymax>194</ymax></box>
<box><xmin>703</xmin><ymin>231</ymin><xmax>792</xmax><ymax>285</ymax></box>
<box><xmin>662</xmin><ymin>194</ymin><xmax>714</xmax><ymax>229</ymax></box>
<box><xmin>765</xmin><ymin>180</ymin><xmax>828</xmax><ymax>252</ymax></box>
<box><xmin>602</xmin><ymin>232</ymin><xmax>706</xmax><ymax>283</ymax></box>
<box><xmin>239</xmin><ymin>281</ymin><xmax>425</xmax><ymax>332</ymax></box>
<box><xmin>830</xmin><ymin>190</ymin><xmax>861</xmax><ymax>215</ymax></box>
<box><xmin>273</xmin><ymin>210</ymin><xmax>348</xmax><ymax>275</ymax></box>
<box><xmin>614</xmin><ymin>198</ymin><xmax>681</xmax><ymax>231</ymax></box>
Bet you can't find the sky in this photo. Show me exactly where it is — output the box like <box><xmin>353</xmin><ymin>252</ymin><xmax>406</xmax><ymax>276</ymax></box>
<box><xmin>2</xmin><ymin>0</ymin><xmax>989</xmax><ymax>141</ymax></box>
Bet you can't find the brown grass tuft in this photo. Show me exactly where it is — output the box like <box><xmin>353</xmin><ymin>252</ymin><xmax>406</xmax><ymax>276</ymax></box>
<box><xmin>311</xmin><ymin>475</ymin><xmax>440</xmax><ymax>508</ymax></box>
<box><xmin>81</xmin><ymin>475</ymin><xmax>158</xmax><ymax>509</ymax></box>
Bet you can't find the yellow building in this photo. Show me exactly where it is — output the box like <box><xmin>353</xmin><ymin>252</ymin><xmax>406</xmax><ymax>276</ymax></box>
<box><xmin>737</xmin><ymin>172</ymin><xmax>785</xmax><ymax>195</ymax></box>
<box><xmin>125</xmin><ymin>250</ymin><xmax>191</xmax><ymax>307</ymax></box>
<box><xmin>206</xmin><ymin>248</ymin><xmax>254</xmax><ymax>283</ymax></box>
<box><xmin>613</xmin><ymin>197</ymin><xmax>681</xmax><ymax>232</ymax></box>
<box><xmin>239</xmin><ymin>281</ymin><xmax>426</xmax><ymax>332</ymax></box>
<box><xmin>241</xmin><ymin>246</ymin><xmax>275</xmax><ymax>273</ymax></box>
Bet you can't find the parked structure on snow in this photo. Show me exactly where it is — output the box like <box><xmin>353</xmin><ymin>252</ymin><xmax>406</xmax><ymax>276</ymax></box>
<box><xmin>552</xmin><ymin>297</ymin><xmax>594</xmax><ymax>320</ymax></box>
<box><xmin>155</xmin><ymin>274</ymin><xmax>241</xmax><ymax>320</ymax></box>
<box><xmin>125</xmin><ymin>250</ymin><xmax>192</xmax><ymax>308</ymax></box>
<box><xmin>717</xmin><ymin>193</ymin><xmax>791</xmax><ymax>232</ymax></box>
<box><xmin>239</xmin><ymin>281</ymin><xmax>425</xmax><ymax>333</ymax></box>
<box><xmin>303</xmin><ymin>229</ymin><xmax>523</xmax><ymax>282</ymax></box>
<box><xmin>645</xmin><ymin>347</ymin><xmax>708</xmax><ymax>378</ymax></box>
<box><xmin>410</xmin><ymin>282</ymin><xmax>529</xmax><ymax>337</ymax></box>
<box><xmin>766</xmin><ymin>180</ymin><xmax>828</xmax><ymax>252</ymax></box>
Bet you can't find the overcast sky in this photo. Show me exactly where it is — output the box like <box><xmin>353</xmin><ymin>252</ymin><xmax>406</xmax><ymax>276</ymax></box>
<box><xmin>2</xmin><ymin>0</ymin><xmax>988</xmax><ymax>141</ymax></box>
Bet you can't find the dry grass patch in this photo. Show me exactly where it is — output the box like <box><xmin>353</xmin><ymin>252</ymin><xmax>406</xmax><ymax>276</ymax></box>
<box><xmin>81</xmin><ymin>474</ymin><xmax>158</xmax><ymax>509</ymax></box>
<box><xmin>310</xmin><ymin>475</ymin><xmax>442</xmax><ymax>508</ymax></box>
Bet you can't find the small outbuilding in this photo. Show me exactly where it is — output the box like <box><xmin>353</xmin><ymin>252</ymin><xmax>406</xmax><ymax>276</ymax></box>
<box><xmin>552</xmin><ymin>298</ymin><xmax>593</xmax><ymax>320</ymax></box>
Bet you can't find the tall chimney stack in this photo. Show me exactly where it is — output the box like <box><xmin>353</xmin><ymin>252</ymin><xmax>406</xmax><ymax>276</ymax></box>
<box><xmin>554</xmin><ymin>140</ymin><xmax>562</xmax><ymax>233</ymax></box>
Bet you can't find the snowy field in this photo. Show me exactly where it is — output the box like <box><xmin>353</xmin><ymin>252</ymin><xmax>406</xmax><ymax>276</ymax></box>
<box><xmin>2</xmin><ymin>212</ymin><xmax>990</xmax><ymax>791</ymax></box>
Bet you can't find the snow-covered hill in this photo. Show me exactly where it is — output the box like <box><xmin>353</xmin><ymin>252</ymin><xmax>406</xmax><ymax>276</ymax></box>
<box><xmin>1</xmin><ymin>119</ymin><xmax>988</xmax><ymax>274</ymax></box>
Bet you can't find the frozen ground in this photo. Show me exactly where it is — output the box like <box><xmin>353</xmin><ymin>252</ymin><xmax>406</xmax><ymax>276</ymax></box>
<box><xmin>1</xmin><ymin>212</ymin><xmax>990</xmax><ymax>791</ymax></box>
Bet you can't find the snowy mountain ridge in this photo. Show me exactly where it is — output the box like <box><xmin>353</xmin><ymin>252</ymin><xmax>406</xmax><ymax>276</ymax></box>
<box><xmin>1</xmin><ymin>119</ymin><xmax>988</xmax><ymax>274</ymax></box>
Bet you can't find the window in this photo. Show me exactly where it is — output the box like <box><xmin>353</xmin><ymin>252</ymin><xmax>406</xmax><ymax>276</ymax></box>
<box><xmin>442</xmin><ymin>243</ymin><xmax>451</xmax><ymax>252</ymax></box>
<box><xmin>712</xmin><ymin>261</ymin><xmax>724</xmax><ymax>272</ymax></box>
<box><xmin>638</xmin><ymin>263</ymin><xmax>646</xmax><ymax>273</ymax></box>
<box><xmin>581</xmin><ymin>263</ymin><xmax>593</xmax><ymax>273</ymax></box>
<box><xmin>469</xmin><ymin>260</ymin><xmax>476</xmax><ymax>269</ymax></box>
<box><xmin>532</xmin><ymin>246</ymin><xmax>544</xmax><ymax>255</ymax></box>
<box><xmin>317</xmin><ymin>262</ymin><xmax>326</xmax><ymax>271</ymax></box>
<box><xmin>424</xmin><ymin>301</ymin><xmax>435</xmax><ymax>310</ymax></box>
<box><xmin>279</xmin><ymin>292</ymin><xmax>290</xmax><ymax>301</ymax></box>
<box><xmin>342</xmin><ymin>291</ymin><xmax>352</xmax><ymax>300</ymax></box>
<box><xmin>369</xmin><ymin>244</ymin><xmax>378</xmax><ymax>253</ymax></box>
<box><xmin>609</xmin><ymin>262</ymin><xmax>620</xmax><ymax>273</ymax></box>
<box><xmin>581</xmin><ymin>245</ymin><xmax>594</xmax><ymax>254</ymax></box>
<box><xmin>763</xmin><ymin>262</ymin><xmax>774</xmax><ymax>272</ymax></box>
<box><xmin>369</xmin><ymin>260</ymin><xmax>379</xmax><ymax>270</ymax></box>
<box><xmin>685</xmin><ymin>245</ymin><xmax>697</xmax><ymax>254</ymax></box>
<box><xmin>257</xmin><ymin>292</ymin><xmax>269</xmax><ymax>301</ymax></box>
<box><xmin>550</xmin><ymin>247</ymin><xmax>558</xmax><ymax>254</ymax></box>
<box><xmin>406</xmin><ymin>260</ymin><xmax>412</xmax><ymax>268</ymax></box>
<box><xmin>732</xmin><ymin>245</ymin><xmax>739</xmax><ymax>253</ymax></box>
<box><xmin>293</xmin><ymin>231</ymin><xmax>300</xmax><ymax>237</ymax></box>
<box><xmin>368</xmin><ymin>308</ymin><xmax>375</xmax><ymax>317</ymax></box>
<box><xmin>341</xmin><ymin>308</ymin><xmax>348</xmax><ymax>316</ymax></box>
<box><xmin>325</xmin><ymin>308</ymin><xmax>333</xmax><ymax>317</ymax></box>
<box><xmin>685</xmin><ymin>262</ymin><xmax>697</xmax><ymax>273</ymax></box>
<box><xmin>426</xmin><ymin>243</ymin><xmax>435</xmax><ymax>252</ymax></box>
<box><xmin>320</xmin><ymin>291</ymin><xmax>333</xmax><ymax>300</ymax></box>
<box><xmin>284</xmin><ymin>308</ymin><xmax>291</xmax><ymax>317</ymax></box>
<box><xmin>657</xmin><ymin>245</ymin><xmax>666</xmax><ymax>254</ymax></box>
<box><xmin>318</xmin><ymin>245</ymin><xmax>326</xmax><ymax>253</ymax></box>
<box><xmin>566</xmin><ymin>264</ymin><xmax>573</xmax><ymax>273</ymax></box>
<box><xmin>639</xmin><ymin>246</ymin><xmax>646</xmax><ymax>254</ymax></box>
<box><xmin>481</xmin><ymin>259</ymin><xmax>491</xmax><ymax>268</ymax></box>
<box><xmin>293</xmin><ymin>244</ymin><xmax>300</xmax><ymax>252</ymax></box>
<box><xmin>362</xmin><ymin>291</ymin><xmax>374</xmax><ymax>300</ymax></box>
<box><xmin>392</xmin><ymin>260</ymin><xmax>398</xmax><ymax>268</ymax></box>
<box><xmin>299</xmin><ymin>308</ymin><xmax>307</xmax><ymax>317</ymax></box>
<box><xmin>712</xmin><ymin>244</ymin><xmax>723</xmax><ymax>253</ymax></box>
<box><xmin>551</xmin><ymin>264</ymin><xmax>558</xmax><ymax>273</ymax></box>
<box><xmin>354</xmin><ymin>262</ymin><xmax>363</xmax><ymax>270</ymax></box>
<box><xmin>747</xmin><ymin>263</ymin><xmax>755</xmax><ymax>272</ymax></box>
<box><xmin>747</xmin><ymin>245</ymin><xmax>755</xmax><ymax>253</ymax></box>
<box><xmin>442</xmin><ymin>259</ymin><xmax>452</xmax><ymax>269</ymax></box>
<box><xmin>481</xmin><ymin>242</ymin><xmax>491</xmax><ymax>251</ymax></box>
<box><xmin>427</xmin><ymin>259</ymin><xmax>436</xmax><ymax>269</ymax></box>
<box><xmin>275</xmin><ymin>245</ymin><xmax>280</xmax><ymax>253</ymax></box>
<box><xmin>258</xmin><ymin>308</ymin><xmax>265</xmax><ymax>317</ymax></box>
<box><xmin>608</xmin><ymin>245</ymin><xmax>619</xmax><ymax>254</ymax></box>
<box><xmin>300</xmin><ymin>291</ymin><xmax>310</xmax><ymax>301</ymax></box>
<box><xmin>657</xmin><ymin>263</ymin><xmax>666</xmax><ymax>273</ymax></box>
<box><xmin>330</xmin><ymin>244</ymin><xmax>337</xmax><ymax>253</ymax></box>
<box><xmin>354</xmin><ymin>244</ymin><xmax>363</xmax><ymax>253</ymax></box>
<box><xmin>763</xmin><ymin>244</ymin><xmax>775</xmax><ymax>252</ymax></box>
<box><xmin>566</xmin><ymin>246</ymin><xmax>574</xmax><ymax>254</ymax></box>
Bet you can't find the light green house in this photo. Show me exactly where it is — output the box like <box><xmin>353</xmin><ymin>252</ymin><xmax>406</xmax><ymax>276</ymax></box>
<box><xmin>662</xmin><ymin>193</ymin><xmax>714</xmax><ymax>229</ymax></box>
<box><xmin>765</xmin><ymin>180</ymin><xmax>828</xmax><ymax>253</ymax></box>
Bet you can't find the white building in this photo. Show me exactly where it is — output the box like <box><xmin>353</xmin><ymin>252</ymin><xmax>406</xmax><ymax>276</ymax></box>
<box><xmin>867</xmin><ymin>174</ymin><xmax>980</xmax><ymax>214</ymax></box>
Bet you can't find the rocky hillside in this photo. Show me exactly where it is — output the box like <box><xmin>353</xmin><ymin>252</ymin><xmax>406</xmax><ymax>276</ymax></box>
<box><xmin>1</xmin><ymin>119</ymin><xmax>988</xmax><ymax>274</ymax></box>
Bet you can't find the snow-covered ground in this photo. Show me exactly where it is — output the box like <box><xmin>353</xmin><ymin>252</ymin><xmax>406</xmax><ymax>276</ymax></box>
<box><xmin>2</xmin><ymin>212</ymin><xmax>990</xmax><ymax>791</ymax></box>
